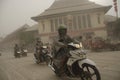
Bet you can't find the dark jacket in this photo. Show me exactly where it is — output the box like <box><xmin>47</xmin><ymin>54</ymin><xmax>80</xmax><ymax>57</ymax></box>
<box><xmin>52</xmin><ymin>35</ymin><xmax>73</xmax><ymax>58</ymax></box>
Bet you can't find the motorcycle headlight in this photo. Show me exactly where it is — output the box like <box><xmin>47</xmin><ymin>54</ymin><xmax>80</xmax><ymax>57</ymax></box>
<box><xmin>79</xmin><ymin>42</ymin><xmax>83</xmax><ymax>48</ymax></box>
<box><xmin>74</xmin><ymin>42</ymin><xmax>83</xmax><ymax>48</ymax></box>
<box><xmin>17</xmin><ymin>52</ymin><xmax>20</xmax><ymax>53</ymax></box>
<box><xmin>24</xmin><ymin>50</ymin><xmax>28</xmax><ymax>52</ymax></box>
<box><xmin>42</xmin><ymin>46</ymin><xmax>47</xmax><ymax>48</ymax></box>
<box><xmin>75</xmin><ymin>44</ymin><xmax>80</xmax><ymax>48</ymax></box>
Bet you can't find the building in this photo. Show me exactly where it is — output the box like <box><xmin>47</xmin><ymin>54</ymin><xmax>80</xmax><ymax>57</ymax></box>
<box><xmin>25</xmin><ymin>24</ymin><xmax>39</xmax><ymax>38</ymax></box>
<box><xmin>0</xmin><ymin>24</ymin><xmax>29</xmax><ymax>52</ymax></box>
<box><xmin>32</xmin><ymin>0</ymin><xmax>112</xmax><ymax>43</ymax></box>
<box><xmin>25</xmin><ymin>24</ymin><xmax>40</xmax><ymax>51</ymax></box>
<box><xmin>104</xmin><ymin>15</ymin><xmax>116</xmax><ymax>39</ymax></box>
<box><xmin>104</xmin><ymin>15</ymin><xmax>117</xmax><ymax>24</ymax></box>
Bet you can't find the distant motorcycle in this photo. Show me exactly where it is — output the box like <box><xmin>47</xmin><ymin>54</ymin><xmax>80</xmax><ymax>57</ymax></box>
<box><xmin>21</xmin><ymin>49</ymin><xmax>28</xmax><ymax>57</ymax></box>
<box><xmin>34</xmin><ymin>45</ymin><xmax>50</xmax><ymax>64</ymax></box>
<box><xmin>48</xmin><ymin>42</ymin><xmax>101</xmax><ymax>80</ymax></box>
<box><xmin>14</xmin><ymin>51</ymin><xmax>21</xmax><ymax>58</ymax></box>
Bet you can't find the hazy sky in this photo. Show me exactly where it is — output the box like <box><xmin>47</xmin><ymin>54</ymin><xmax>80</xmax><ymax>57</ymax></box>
<box><xmin>0</xmin><ymin>0</ymin><xmax>120</xmax><ymax>37</ymax></box>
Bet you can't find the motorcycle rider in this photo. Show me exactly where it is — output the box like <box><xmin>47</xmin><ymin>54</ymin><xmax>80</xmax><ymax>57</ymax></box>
<box><xmin>21</xmin><ymin>44</ymin><xmax>25</xmax><ymax>52</ymax></box>
<box><xmin>21</xmin><ymin>44</ymin><xmax>28</xmax><ymax>56</ymax></box>
<box><xmin>52</xmin><ymin>25</ymin><xmax>73</xmax><ymax>76</ymax></box>
<box><xmin>35</xmin><ymin>38</ymin><xmax>43</xmax><ymax>62</ymax></box>
<box><xmin>14</xmin><ymin>44</ymin><xmax>19</xmax><ymax>56</ymax></box>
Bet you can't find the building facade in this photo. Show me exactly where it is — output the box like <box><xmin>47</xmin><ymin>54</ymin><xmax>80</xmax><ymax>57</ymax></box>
<box><xmin>32</xmin><ymin>0</ymin><xmax>111</xmax><ymax>43</ymax></box>
<box><xmin>0</xmin><ymin>24</ymin><xmax>29</xmax><ymax>52</ymax></box>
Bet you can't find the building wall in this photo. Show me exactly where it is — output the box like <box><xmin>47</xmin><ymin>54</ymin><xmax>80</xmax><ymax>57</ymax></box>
<box><xmin>37</xmin><ymin>11</ymin><xmax>107</xmax><ymax>43</ymax></box>
<box><xmin>38</xmin><ymin>19</ymin><xmax>51</xmax><ymax>43</ymax></box>
<box><xmin>38</xmin><ymin>19</ymin><xmax>51</xmax><ymax>34</ymax></box>
<box><xmin>91</xmin><ymin>12</ymin><xmax>105</xmax><ymax>28</ymax></box>
<box><xmin>94</xmin><ymin>30</ymin><xmax>107</xmax><ymax>39</ymax></box>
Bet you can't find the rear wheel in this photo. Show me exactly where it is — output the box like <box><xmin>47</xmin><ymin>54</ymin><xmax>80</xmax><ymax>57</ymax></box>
<box><xmin>15</xmin><ymin>53</ymin><xmax>21</xmax><ymax>58</ymax></box>
<box><xmin>22</xmin><ymin>53</ymin><xmax>27</xmax><ymax>57</ymax></box>
<box><xmin>81</xmin><ymin>64</ymin><xmax>101</xmax><ymax>80</ymax></box>
<box><xmin>45</xmin><ymin>55</ymin><xmax>52</xmax><ymax>65</ymax></box>
<box><xmin>24</xmin><ymin>52</ymin><xmax>27</xmax><ymax>56</ymax></box>
<box><xmin>36</xmin><ymin>60</ymin><xmax>40</xmax><ymax>64</ymax></box>
<box><xmin>34</xmin><ymin>54</ymin><xmax>40</xmax><ymax>64</ymax></box>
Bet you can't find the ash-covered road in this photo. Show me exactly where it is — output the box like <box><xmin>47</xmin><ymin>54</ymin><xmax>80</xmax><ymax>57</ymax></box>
<box><xmin>0</xmin><ymin>51</ymin><xmax>120</xmax><ymax>80</ymax></box>
<box><xmin>0</xmin><ymin>52</ymin><xmax>60</xmax><ymax>80</ymax></box>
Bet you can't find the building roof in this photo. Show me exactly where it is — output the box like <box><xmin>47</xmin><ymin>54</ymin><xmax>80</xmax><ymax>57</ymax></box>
<box><xmin>32</xmin><ymin>0</ymin><xmax>112</xmax><ymax>21</ymax></box>
<box><xmin>104</xmin><ymin>15</ymin><xmax>116</xmax><ymax>23</ymax></box>
<box><xmin>25</xmin><ymin>24</ymin><xmax>39</xmax><ymax>32</ymax></box>
<box><xmin>7</xmin><ymin>24</ymin><xmax>29</xmax><ymax>36</ymax></box>
<box><xmin>1</xmin><ymin>24</ymin><xmax>30</xmax><ymax>42</ymax></box>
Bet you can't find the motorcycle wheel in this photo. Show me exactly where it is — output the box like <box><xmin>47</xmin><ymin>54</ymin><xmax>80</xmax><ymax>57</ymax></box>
<box><xmin>36</xmin><ymin>60</ymin><xmax>40</xmax><ymax>64</ymax></box>
<box><xmin>81</xmin><ymin>64</ymin><xmax>101</xmax><ymax>80</ymax></box>
<box><xmin>18</xmin><ymin>54</ymin><xmax>21</xmax><ymax>58</ymax></box>
<box><xmin>45</xmin><ymin>56</ymin><xmax>51</xmax><ymax>65</ymax></box>
<box><xmin>34</xmin><ymin>54</ymin><xmax>40</xmax><ymax>64</ymax></box>
<box><xmin>22</xmin><ymin>53</ymin><xmax>27</xmax><ymax>57</ymax></box>
<box><xmin>52</xmin><ymin>64</ymin><xmax>61</xmax><ymax>77</ymax></box>
<box><xmin>15</xmin><ymin>55</ymin><xmax>20</xmax><ymax>58</ymax></box>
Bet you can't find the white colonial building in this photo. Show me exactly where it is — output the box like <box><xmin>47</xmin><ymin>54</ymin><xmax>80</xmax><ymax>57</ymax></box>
<box><xmin>32</xmin><ymin>0</ymin><xmax>111</xmax><ymax>43</ymax></box>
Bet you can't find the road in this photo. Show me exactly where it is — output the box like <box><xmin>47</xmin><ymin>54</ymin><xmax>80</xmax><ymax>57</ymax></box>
<box><xmin>0</xmin><ymin>51</ymin><xmax>120</xmax><ymax>80</ymax></box>
<box><xmin>88</xmin><ymin>51</ymin><xmax>120</xmax><ymax>80</ymax></box>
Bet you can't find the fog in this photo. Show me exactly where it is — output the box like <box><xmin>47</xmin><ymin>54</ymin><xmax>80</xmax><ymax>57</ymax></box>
<box><xmin>0</xmin><ymin>0</ymin><xmax>119</xmax><ymax>37</ymax></box>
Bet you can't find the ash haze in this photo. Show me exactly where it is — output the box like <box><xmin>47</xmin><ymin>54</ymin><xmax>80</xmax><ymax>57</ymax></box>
<box><xmin>0</xmin><ymin>0</ymin><xmax>120</xmax><ymax>37</ymax></box>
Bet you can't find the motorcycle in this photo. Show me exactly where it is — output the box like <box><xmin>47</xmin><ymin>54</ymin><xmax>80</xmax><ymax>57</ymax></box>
<box><xmin>21</xmin><ymin>49</ymin><xmax>28</xmax><ymax>57</ymax></box>
<box><xmin>14</xmin><ymin>51</ymin><xmax>21</xmax><ymax>58</ymax></box>
<box><xmin>34</xmin><ymin>45</ymin><xmax>50</xmax><ymax>64</ymax></box>
<box><xmin>48</xmin><ymin>42</ymin><xmax>101</xmax><ymax>80</ymax></box>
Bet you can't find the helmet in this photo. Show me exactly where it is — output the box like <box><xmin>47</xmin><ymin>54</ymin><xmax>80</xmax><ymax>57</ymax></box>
<box><xmin>58</xmin><ymin>25</ymin><xmax>67</xmax><ymax>36</ymax></box>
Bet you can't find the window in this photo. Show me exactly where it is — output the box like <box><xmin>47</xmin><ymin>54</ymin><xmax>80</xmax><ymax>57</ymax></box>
<box><xmin>97</xmin><ymin>14</ymin><xmax>101</xmax><ymax>24</ymax></box>
<box><xmin>50</xmin><ymin>19</ymin><xmax>54</xmax><ymax>32</ymax></box>
<box><xmin>41</xmin><ymin>20</ymin><xmax>45</xmax><ymax>31</ymax></box>
<box><xmin>59</xmin><ymin>17</ymin><xmax>62</xmax><ymax>25</ymax></box>
<box><xmin>66</xmin><ymin>15</ymin><xmax>73</xmax><ymax>30</ymax></box>
<box><xmin>68</xmin><ymin>20</ymin><xmax>72</xmax><ymax>30</ymax></box>
<box><xmin>63</xmin><ymin>16</ymin><xmax>67</xmax><ymax>26</ymax></box>
<box><xmin>82</xmin><ymin>15</ymin><xmax>86</xmax><ymax>28</ymax></box>
<box><xmin>78</xmin><ymin>16</ymin><xmax>82</xmax><ymax>29</ymax></box>
<box><xmin>87</xmin><ymin>14</ymin><xmax>91</xmax><ymax>27</ymax></box>
<box><xmin>73</xmin><ymin>16</ymin><xmax>77</xmax><ymax>30</ymax></box>
<box><xmin>55</xmin><ymin>18</ymin><xmax>58</xmax><ymax>31</ymax></box>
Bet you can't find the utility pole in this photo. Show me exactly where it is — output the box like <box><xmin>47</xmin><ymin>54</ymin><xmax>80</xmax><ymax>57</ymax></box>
<box><xmin>113</xmin><ymin>0</ymin><xmax>119</xmax><ymax>20</ymax></box>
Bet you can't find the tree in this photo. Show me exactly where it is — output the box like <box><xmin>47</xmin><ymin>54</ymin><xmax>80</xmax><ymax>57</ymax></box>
<box><xmin>113</xmin><ymin>18</ymin><xmax>120</xmax><ymax>39</ymax></box>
